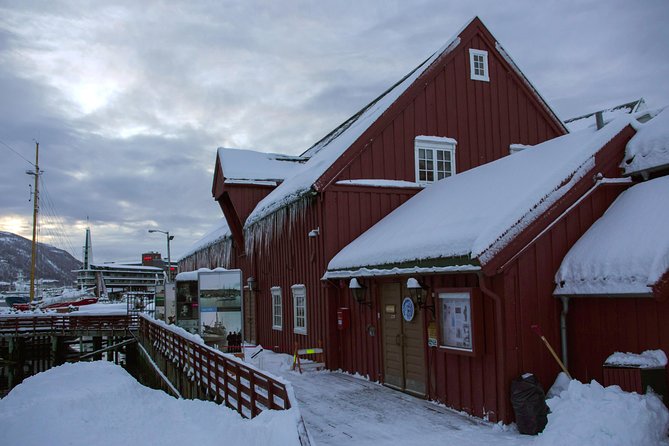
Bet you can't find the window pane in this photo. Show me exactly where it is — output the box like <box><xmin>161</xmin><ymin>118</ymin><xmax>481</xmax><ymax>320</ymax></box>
<box><xmin>427</xmin><ymin>171</ymin><xmax>434</xmax><ymax>182</ymax></box>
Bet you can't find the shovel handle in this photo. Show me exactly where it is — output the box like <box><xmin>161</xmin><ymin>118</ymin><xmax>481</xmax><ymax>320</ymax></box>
<box><xmin>531</xmin><ymin>323</ymin><xmax>572</xmax><ymax>379</ymax></box>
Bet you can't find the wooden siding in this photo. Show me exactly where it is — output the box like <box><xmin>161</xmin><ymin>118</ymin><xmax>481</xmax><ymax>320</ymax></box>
<box><xmin>250</xmin><ymin>200</ymin><xmax>328</xmax><ymax>354</ymax></box>
<box><xmin>225</xmin><ymin>184</ymin><xmax>275</xmax><ymax>225</ymax></box>
<box><xmin>322</xmin><ymin>185</ymin><xmax>420</xmax><ymax>260</ymax></box>
<box><xmin>571</xmin><ymin>299</ymin><xmax>669</xmax><ymax>385</ymax></box>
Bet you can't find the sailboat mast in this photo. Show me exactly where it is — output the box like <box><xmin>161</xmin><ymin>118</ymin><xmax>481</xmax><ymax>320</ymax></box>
<box><xmin>29</xmin><ymin>141</ymin><xmax>40</xmax><ymax>303</ymax></box>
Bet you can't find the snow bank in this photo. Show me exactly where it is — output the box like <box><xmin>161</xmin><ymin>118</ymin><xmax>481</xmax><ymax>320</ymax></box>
<box><xmin>623</xmin><ymin>107</ymin><xmax>669</xmax><ymax>175</ymax></box>
<box><xmin>0</xmin><ymin>362</ymin><xmax>301</xmax><ymax>446</ymax></box>
<box><xmin>605</xmin><ymin>350</ymin><xmax>668</xmax><ymax>368</ymax></box>
<box><xmin>537</xmin><ymin>379</ymin><xmax>669</xmax><ymax>446</ymax></box>
<box><xmin>328</xmin><ymin>117</ymin><xmax>633</xmax><ymax>273</ymax></box>
<box><xmin>555</xmin><ymin>175</ymin><xmax>669</xmax><ymax>296</ymax></box>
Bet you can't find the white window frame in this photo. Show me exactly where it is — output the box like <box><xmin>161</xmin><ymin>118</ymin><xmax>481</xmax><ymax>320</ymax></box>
<box><xmin>414</xmin><ymin>136</ymin><xmax>457</xmax><ymax>185</ymax></box>
<box><xmin>271</xmin><ymin>286</ymin><xmax>282</xmax><ymax>330</ymax></box>
<box><xmin>291</xmin><ymin>284</ymin><xmax>307</xmax><ymax>335</ymax></box>
<box><xmin>469</xmin><ymin>49</ymin><xmax>489</xmax><ymax>82</ymax></box>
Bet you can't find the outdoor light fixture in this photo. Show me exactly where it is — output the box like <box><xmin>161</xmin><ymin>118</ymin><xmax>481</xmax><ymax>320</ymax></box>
<box><xmin>247</xmin><ymin>276</ymin><xmax>257</xmax><ymax>291</ymax></box>
<box><xmin>308</xmin><ymin>227</ymin><xmax>320</xmax><ymax>238</ymax></box>
<box><xmin>349</xmin><ymin>277</ymin><xmax>371</xmax><ymax>307</ymax></box>
<box><xmin>407</xmin><ymin>277</ymin><xmax>433</xmax><ymax>314</ymax></box>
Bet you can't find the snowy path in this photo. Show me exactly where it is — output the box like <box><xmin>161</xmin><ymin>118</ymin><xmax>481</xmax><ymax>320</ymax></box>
<box><xmin>248</xmin><ymin>349</ymin><xmax>532</xmax><ymax>446</ymax></box>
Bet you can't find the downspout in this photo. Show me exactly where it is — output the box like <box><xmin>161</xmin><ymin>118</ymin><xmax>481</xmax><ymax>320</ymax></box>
<box><xmin>476</xmin><ymin>272</ymin><xmax>508</xmax><ymax>423</ymax></box>
<box><xmin>560</xmin><ymin>296</ymin><xmax>569</xmax><ymax>370</ymax></box>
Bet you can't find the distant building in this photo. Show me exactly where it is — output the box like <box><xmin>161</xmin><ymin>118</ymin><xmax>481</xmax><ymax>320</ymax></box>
<box><xmin>76</xmin><ymin>263</ymin><xmax>164</xmax><ymax>298</ymax></box>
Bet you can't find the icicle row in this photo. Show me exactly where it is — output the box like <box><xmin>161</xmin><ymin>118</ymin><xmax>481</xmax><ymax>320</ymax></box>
<box><xmin>178</xmin><ymin>236</ymin><xmax>233</xmax><ymax>271</ymax></box>
<box><xmin>244</xmin><ymin>195</ymin><xmax>312</xmax><ymax>255</ymax></box>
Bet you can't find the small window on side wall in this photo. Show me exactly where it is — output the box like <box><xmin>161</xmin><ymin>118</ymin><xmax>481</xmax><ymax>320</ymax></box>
<box><xmin>292</xmin><ymin>284</ymin><xmax>307</xmax><ymax>335</ymax></box>
<box><xmin>437</xmin><ymin>288</ymin><xmax>482</xmax><ymax>356</ymax></box>
<box><xmin>271</xmin><ymin>287</ymin><xmax>282</xmax><ymax>330</ymax></box>
<box><xmin>415</xmin><ymin>136</ymin><xmax>457</xmax><ymax>185</ymax></box>
<box><xmin>469</xmin><ymin>49</ymin><xmax>489</xmax><ymax>82</ymax></box>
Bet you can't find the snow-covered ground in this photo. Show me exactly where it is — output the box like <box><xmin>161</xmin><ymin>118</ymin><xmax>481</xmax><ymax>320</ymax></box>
<box><xmin>244</xmin><ymin>347</ymin><xmax>669</xmax><ymax>446</ymax></box>
<box><xmin>1</xmin><ymin>346</ymin><xmax>667</xmax><ymax>446</ymax></box>
<box><xmin>0</xmin><ymin>361</ymin><xmax>300</xmax><ymax>446</ymax></box>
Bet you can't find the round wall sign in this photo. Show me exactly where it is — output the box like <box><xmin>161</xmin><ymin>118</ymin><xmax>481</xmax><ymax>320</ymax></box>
<box><xmin>402</xmin><ymin>297</ymin><xmax>415</xmax><ymax>322</ymax></box>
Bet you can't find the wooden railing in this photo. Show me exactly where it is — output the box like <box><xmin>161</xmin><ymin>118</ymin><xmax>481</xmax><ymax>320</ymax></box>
<box><xmin>0</xmin><ymin>314</ymin><xmax>138</xmax><ymax>335</ymax></box>
<box><xmin>138</xmin><ymin>316</ymin><xmax>292</xmax><ymax>419</ymax></box>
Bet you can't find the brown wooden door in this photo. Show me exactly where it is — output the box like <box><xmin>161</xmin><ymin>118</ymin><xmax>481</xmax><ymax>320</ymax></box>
<box><xmin>381</xmin><ymin>283</ymin><xmax>426</xmax><ymax>396</ymax></box>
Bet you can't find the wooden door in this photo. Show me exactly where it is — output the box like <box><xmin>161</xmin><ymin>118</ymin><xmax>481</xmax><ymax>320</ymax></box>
<box><xmin>381</xmin><ymin>283</ymin><xmax>426</xmax><ymax>396</ymax></box>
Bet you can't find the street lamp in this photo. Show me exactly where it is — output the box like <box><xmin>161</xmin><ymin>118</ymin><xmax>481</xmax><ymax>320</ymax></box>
<box><xmin>148</xmin><ymin>229</ymin><xmax>174</xmax><ymax>282</ymax></box>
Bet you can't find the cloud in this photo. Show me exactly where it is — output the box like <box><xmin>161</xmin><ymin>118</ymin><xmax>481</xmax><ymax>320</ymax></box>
<box><xmin>0</xmin><ymin>0</ymin><xmax>668</xmax><ymax>263</ymax></box>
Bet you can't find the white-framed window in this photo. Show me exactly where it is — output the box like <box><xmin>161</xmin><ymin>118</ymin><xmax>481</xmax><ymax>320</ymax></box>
<box><xmin>271</xmin><ymin>286</ymin><xmax>282</xmax><ymax>330</ymax></box>
<box><xmin>469</xmin><ymin>49</ymin><xmax>489</xmax><ymax>82</ymax></box>
<box><xmin>414</xmin><ymin>136</ymin><xmax>457</xmax><ymax>184</ymax></box>
<box><xmin>291</xmin><ymin>284</ymin><xmax>307</xmax><ymax>335</ymax></box>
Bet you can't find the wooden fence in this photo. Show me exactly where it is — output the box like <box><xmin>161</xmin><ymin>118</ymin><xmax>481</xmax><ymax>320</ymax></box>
<box><xmin>0</xmin><ymin>314</ymin><xmax>137</xmax><ymax>336</ymax></box>
<box><xmin>137</xmin><ymin>316</ymin><xmax>292</xmax><ymax>419</ymax></box>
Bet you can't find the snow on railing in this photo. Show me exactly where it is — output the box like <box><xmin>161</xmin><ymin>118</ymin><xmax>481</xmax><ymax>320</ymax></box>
<box><xmin>137</xmin><ymin>315</ymin><xmax>293</xmax><ymax>419</ymax></box>
<box><xmin>0</xmin><ymin>314</ymin><xmax>138</xmax><ymax>335</ymax></box>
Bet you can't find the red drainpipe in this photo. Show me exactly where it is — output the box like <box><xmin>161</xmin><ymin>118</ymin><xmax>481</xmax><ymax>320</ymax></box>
<box><xmin>476</xmin><ymin>271</ymin><xmax>508</xmax><ymax>423</ymax></box>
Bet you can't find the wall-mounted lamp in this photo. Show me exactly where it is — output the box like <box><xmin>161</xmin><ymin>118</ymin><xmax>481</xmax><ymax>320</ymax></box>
<box><xmin>308</xmin><ymin>227</ymin><xmax>320</xmax><ymax>238</ymax></box>
<box><xmin>349</xmin><ymin>277</ymin><xmax>371</xmax><ymax>307</ymax></box>
<box><xmin>407</xmin><ymin>277</ymin><xmax>433</xmax><ymax>314</ymax></box>
<box><xmin>247</xmin><ymin>276</ymin><xmax>257</xmax><ymax>292</ymax></box>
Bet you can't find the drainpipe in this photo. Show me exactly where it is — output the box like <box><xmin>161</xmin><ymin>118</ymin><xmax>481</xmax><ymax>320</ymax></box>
<box><xmin>560</xmin><ymin>296</ymin><xmax>569</xmax><ymax>370</ymax></box>
<box><xmin>476</xmin><ymin>272</ymin><xmax>508</xmax><ymax>423</ymax></box>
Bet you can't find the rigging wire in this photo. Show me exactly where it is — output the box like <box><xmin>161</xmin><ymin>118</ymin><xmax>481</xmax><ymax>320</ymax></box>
<box><xmin>39</xmin><ymin>177</ymin><xmax>80</xmax><ymax>260</ymax></box>
<box><xmin>0</xmin><ymin>138</ymin><xmax>35</xmax><ymax>167</ymax></box>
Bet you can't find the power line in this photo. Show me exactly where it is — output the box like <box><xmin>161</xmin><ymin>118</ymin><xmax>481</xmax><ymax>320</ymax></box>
<box><xmin>0</xmin><ymin>138</ymin><xmax>35</xmax><ymax>167</ymax></box>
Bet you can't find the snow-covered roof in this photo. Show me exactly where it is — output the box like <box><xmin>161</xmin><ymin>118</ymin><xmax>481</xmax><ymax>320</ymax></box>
<box><xmin>622</xmin><ymin>107</ymin><xmax>669</xmax><ymax>176</ymax></box>
<box><xmin>564</xmin><ymin>98</ymin><xmax>645</xmax><ymax>133</ymax></box>
<box><xmin>326</xmin><ymin>117</ymin><xmax>634</xmax><ymax>277</ymax></box>
<box><xmin>243</xmin><ymin>24</ymin><xmax>467</xmax><ymax>229</ymax></box>
<box><xmin>554</xmin><ymin>176</ymin><xmax>669</xmax><ymax>296</ymax></box>
<box><xmin>177</xmin><ymin>218</ymin><xmax>231</xmax><ymax>261</ymax></box>
<box><xmin>175</xmin><ymin>267</ymin><xmax>228</xmax><ymax>282</ymax></box>
<box><xmin>217</xmin><ymin>148</ymin><xmax>305</xmax><ymax>183</ymax></box>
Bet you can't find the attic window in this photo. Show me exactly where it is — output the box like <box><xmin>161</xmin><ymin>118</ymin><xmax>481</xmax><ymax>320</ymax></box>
<box><xmin>415</xmin><ymin>136</ymin><xmax>457</xmax><ymax>184</ymax></box>
<box><xmin>469</xmin><ymin>49</ymin><xmax>489</xmax><ymax>82</ymax></box>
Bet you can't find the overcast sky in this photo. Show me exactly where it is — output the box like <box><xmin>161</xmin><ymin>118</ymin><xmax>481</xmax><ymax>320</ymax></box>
<box><xmin>1</xmin><ymin>0</ymin><xmax>668</xmax><ymax>264</ymax></box>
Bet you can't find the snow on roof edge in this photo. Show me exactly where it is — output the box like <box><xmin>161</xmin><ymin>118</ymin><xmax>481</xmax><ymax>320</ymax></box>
<box><xmin>177</xmin><ymin>219</ymin><xmax>231</xmax><ymax>262</ymax></box>
<box><xmin>323</xmin><ymin>264</ymin><xmax>480</xmax><ymax>280</ymax></box>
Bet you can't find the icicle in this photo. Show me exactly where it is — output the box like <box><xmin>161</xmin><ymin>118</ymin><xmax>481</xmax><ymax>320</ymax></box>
<box><xmin>244</xmin><ymin>194</ymin><xmax>314</xmax><ymax>255</ymax></box>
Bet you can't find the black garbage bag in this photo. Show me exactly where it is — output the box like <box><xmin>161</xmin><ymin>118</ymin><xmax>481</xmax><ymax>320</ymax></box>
<box><xmin>510</xmin><ymin>373</ymin><xmax>549</xmax><ymax>435</ymax></box>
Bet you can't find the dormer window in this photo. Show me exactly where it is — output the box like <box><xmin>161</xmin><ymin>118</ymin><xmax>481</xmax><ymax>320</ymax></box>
<box><xmin>415</xmin><ymin>136</ymin><xmax>457</xmax><ymax>184</ymax></box>
<box><xmin>469</xmin><ymin>49</ymin><xmax>489</xmax><ymax>82</ymax></box>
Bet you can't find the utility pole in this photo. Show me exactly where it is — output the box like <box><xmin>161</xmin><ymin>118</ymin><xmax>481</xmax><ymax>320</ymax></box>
<box><xmin>28</xmin><ymin>142</ymin><xmax>40</xmax><ymax>303</ymax></box>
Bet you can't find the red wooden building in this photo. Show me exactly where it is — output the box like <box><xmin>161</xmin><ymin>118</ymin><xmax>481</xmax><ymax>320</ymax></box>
<box><xmin>325</xmin><ymin>105</ymin><xmax>669</xmax><ymax>423</ymax></box>
<box><xmin>181</xmin><ymin>17</ymin><xmax>592</xmax><ymax>421</ymax></box>
<box><xmin>211</xmin><ymin>18</ymin><xmax>565</xmax><ymax>346</ymax></box>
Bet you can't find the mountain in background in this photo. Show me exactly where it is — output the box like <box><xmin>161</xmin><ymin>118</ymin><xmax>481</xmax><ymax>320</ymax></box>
<box><xmin>0</xmin><ymin>231</ymin><xmax>80</xmax><ymax>286</ymax></box>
